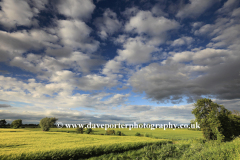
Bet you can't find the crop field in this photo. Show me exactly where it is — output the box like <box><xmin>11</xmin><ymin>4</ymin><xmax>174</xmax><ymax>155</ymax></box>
<box><xmin>0</xmin><ymin>128</ymin><xmax>170</xmax><ymax>160</ymax></box>
<box><xmin>24</xmin><ymin>127</ymin><xmax>203</xmax><ymax>140</ymax></box>
<box><xmin>1</xmin><ymin>128</ymin><xmax>240</xmax><ymax>160</ymax></box>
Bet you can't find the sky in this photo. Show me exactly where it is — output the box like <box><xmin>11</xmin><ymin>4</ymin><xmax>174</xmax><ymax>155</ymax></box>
<box><xmin>0</xmin><ymin>0</ymin><xmax>240</xmax><ymax>125</ymax></box>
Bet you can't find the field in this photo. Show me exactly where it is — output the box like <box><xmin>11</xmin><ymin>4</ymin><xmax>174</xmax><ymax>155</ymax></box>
<box><xmin>0</xmin><ymin>128</ymin><xmax>240</xmax><ymax>159</ymax></box>
<box><xmin>0</xmin><ymin>128</ymin><xmax>170</xmax><ymax>159</ymax></box>
<box><xmin>24</xmin><ymin>127</ymin><xmax>203</xmax><ymax>140</ymax></box>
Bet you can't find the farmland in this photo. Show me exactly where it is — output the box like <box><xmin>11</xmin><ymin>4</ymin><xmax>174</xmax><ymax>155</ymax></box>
<box><xmin>0</xmin><ymin>128</ymin><xmax>240</xmax><ymax>159</ymax></box>
<box><xmin>0</xmin><ymin>128</ymin><xmax>169</xmax><ymax>159</ymax></box>
<box><xmin>24</xmin><ymin>127</ymin><xmax>203</xmax><ymax>140</ymax></box>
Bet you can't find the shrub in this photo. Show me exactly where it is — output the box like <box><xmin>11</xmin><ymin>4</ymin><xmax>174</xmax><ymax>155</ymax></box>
<box><xmin>11</xmin><ymin>119</ymin><xmax>22</xmax><ymax>128</ymax></box>
<box><xmin>85</xmin><ymin>128</ymin><xmax>92</xmax><ymax>134</ymax></box>
<box><xmin>144</xmin><ymin>133</ymin><xmax>151</xmax><ymax>137</ymax></box>
<box><xmin>116</xmin><ymin>131</ymin><xmax>121</xmax><ymax>136</ymax></box>
<box><xmin>135</xmin><ymin>132</ymin><xmax>141</xmax><ymax>136</ymax></box>
<box><xmin>105</xmin><ymin>130</ymin><xmax>115</xmax><ymax>135</ymax></box>
<box><xmin>76</xmin><ymin>127</ymin><xmax>84</xmax><ymax>134</ymax></box>
<box><xmin>39</xmin><ymin>117</ymin><xmax>58</xmax><ymax>131</ymax></box>
<box><xmin>121</xmin><ymin>132</ymin><xmax>126</xmax><ymax>136</ymax></box>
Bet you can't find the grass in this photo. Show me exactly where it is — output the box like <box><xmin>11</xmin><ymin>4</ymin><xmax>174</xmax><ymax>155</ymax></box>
<box><xmin>87</xmin><ymin>137</ymin><xmax>240</xmax><ymax>160</ymax></box>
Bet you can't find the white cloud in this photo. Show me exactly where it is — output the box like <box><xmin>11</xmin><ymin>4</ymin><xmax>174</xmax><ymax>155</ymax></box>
<box><xmin>168</xmin><ymin>48</ymin><xmax>232</xmax><ymax>66</ymax></box>
<box><xmin>232</xmin><ymin>8</ymin><xmax>240</xmax><ymax>17</ymax></box>
<box><xmin>103</xmin><ymin>94</ymin><xmax>130</xmax><ymax>106</ymax></box>
<box><xmin>130</xmin><ymin>48</ymin><xmax>240</xmax><ymax>103</ymax></box>
<box><xmin>122</xmin><ymin>7</ymin><xmax>139</xmax><ymax>18</ymax></box>
<box><xmin>57</xmin><ymin>20</ymin><xmax>99</xmax><ymax>52</ymax></box>
<box><xmin>176</xmin><ymin>0</ymin><xmax>220</xmax><ymax>19</ymax></box>
<box><xmin>117</xmin><ymin>37</ymin><xmax>159</xmax><ymax>64</ymax></box>
<box><xmin>217</xmin><ymin>0</ymin><xmax>239</xmax><ymax>15</ymax></box>
<box><xmin>102</xmin><ymin>60</ymin><xmax>122</xmax><ymax>75</ymax></box>
<box><xmin>94</xmin><ymin>9</ymin><xmax>122</xmax><ymax>39</ymax></box>
<box><xmin>151</xmin><ymin>3</ymin><xmax>168</xmax><ymax>17</ymax></box>
<box><xmin>171</xmin><ymin>37</ymin><xmax>194</xmax><ymax>47</ymax></box>
<box><xmin>0</xmin><ymin>74</ymin><xmax>121</xmax><ymax>109</ymax></box>
<box><xmin>59</xmin><ymin>52</ymin><xmax>105</xmax><ymax>73</ymax></box>
<box><xmin>194</xmin><ymin>14</ymin><xmax>240</xmax><ymax>49</ymax></box>
<box><xmin>0</xmin><ymin>30</ymin><xmax>58</xmax><ymax>51</ymax></box>
<box><xmin>10</xmin><ymin>51</ymin><xmax>105</xmax><ymax>80</ymax></box>
<box><xmin>211</xmin><ymin>24</ymin><xmax>240</xmax><ymax>48</ymax></box>
<box><xmin>29</xmin><ymin>0</ymin><xmax>49</xmax><ymax>10</ymax></box>
<box><xmin>76</xmin><ymin>74</ymin><xmax>118</xmax><ymax>91</ymax></box>
<box><xmin>50</xmin><ymin>70</ymin><xmax>75</xmax><ymax>83</ymax></box>
<box><xmin>194</xmin><ymin>24</ymin><xmax>214</xmax><ymax>35</ymax></box>
<box><xmin>0</xmin><ymin>0</ymin><xmax>35</xmax><ymax>29</ymax></box>
<box><xmin>0</xmin><ymin>30</ymin><xmax>58</xmax><ymax>62</ymax></box>
<box><xmin>56</xmin><ymin>0</ymin><xmax>95</xmax><ymax>20</ymax></box>
<box><xmin>125</xmin><ymin>10</ymin><xmax>179</xmax><ymax>36</ymax></box>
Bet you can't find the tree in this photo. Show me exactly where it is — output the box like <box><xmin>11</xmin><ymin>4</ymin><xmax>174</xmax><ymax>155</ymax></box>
<box><xmin>0</xmin><ymin>119</ymin><xmax>7</xmax><ymax>128</ymax></box>
<box><xmin>189</xmin><ymin>119</ymin><xmax>201</xmax><ymax>131</ymax></box>
<box><xmin>11</xmin><ymin>119</ymin><xmax>22</xmax><ymax>128</ymax></box>
<box><xmin>39</xmin><ymin>117</ymin><xmax>58</xmax><ymax>131</ymax></box>
<box><xmin>192</xmin><ymin>98</ymin><xmax>240</xmax><ymax>141</ymax></box>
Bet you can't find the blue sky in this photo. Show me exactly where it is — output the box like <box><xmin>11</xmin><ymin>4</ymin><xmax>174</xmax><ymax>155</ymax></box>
<box><xmin>0</xmin><ymin>0</ymin><xmax>240</xmax><ymax>124</ymax></box>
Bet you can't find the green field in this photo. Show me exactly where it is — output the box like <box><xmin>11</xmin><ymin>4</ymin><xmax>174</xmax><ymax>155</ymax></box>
<box><xmin>1</xmin><ymin>128</ymin><xmax>240</xmax><ymax>160</ymax></box>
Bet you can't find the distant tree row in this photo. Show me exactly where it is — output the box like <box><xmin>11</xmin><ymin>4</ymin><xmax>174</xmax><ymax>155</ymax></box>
<box><xmin>0</xmin><ymin>117</ymin><xmax>58</xmax><ymax>131</ymax></box>
<box><xmin>0</xmin><ymin>119</ymin><xmax>23</xmax><ymax>128</ymax></box>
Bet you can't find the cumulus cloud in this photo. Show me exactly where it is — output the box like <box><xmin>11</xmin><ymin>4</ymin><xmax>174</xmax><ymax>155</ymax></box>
<box><xmin>129</xmin><ymin>51</ymin><xmax>240</xmax><ymax>103</ymax></box>
<box><xmin>122</xmin><ymin>7</ymin><xmax>139</xmax><ymax>18</ymax></box>
<box><xmin>117</xmin><ymin>37</ymin><xmax>159</xmax><ymax>64</ymax></box>
<box><xmin>56</xmin><ymin>0</ymin><xmax>95</xmax><ymax>20</ymax></box>
<box><xmin>117</xmin><ymin>10</ymin><xmax>180</xmax><ymax>65</ymax></box>
<box><xmin>30</xmin><ymin>0</ymin><xmax>49</xmax><ymax>11</ymax></box>
<box><xmin>176</xmin><ymin>0</ymin><xmax>220</xmax><ymax>19</ymax></box>
<box><xmin>125</xmin><ymin>10</ymin><xmax>179</xmax><ymax>36</ymax></box>
<box><xmin>58</xmin><ymin>52</ymin><xmax>105</xmax><ymax>73</ymax></box>
<box><xmin>46</xmin><ymin>47</ymin><xmax>72</xmax><ymax>58</ymax></box>
<box><xmin>129</xmin><ymin>11</ymin><xmax>240</xmax><ymax>103</ymax></box>
<box><xmin>216</xmin><ymin>0</ymin><xmax>239</xmax><ymax>15</ymax></box>
<box><xmin>194</xmin><ymin>9</ymin><xmax>240</xmax><ymax>49</ymax></box>
<box><xmin>0</xmin><ymin>0</ymin><xmax>35</xmax><ymax>29</ymax></box>
<box><xmin>211</xmin><ymin>24</ymin><xmax>240</xmax><ymax>48</ymax></box>
<box><xmin>171</xmin><ymin>37</ymin><xmax>194</xmax><ymax>47</ymax></box>
<box><xmin>168</xmin><ymin>48</ymin><xmax>232</xmax><ymax>66</ymax></box>
<box><xmin>9</xmin><ymin>51</ymin><xmax>105</xmax><ymax>83</ymax></box>
<box><xmin>0</xmin><ymin>75</ymin><xmax>124</xmax><ymax>110</ymax></box>
<box><xmin>232</xmin><ymin>8</ymin><xmax>240</xmax><ymax>17</ymax></box>
<box><xmin>0</xmin><ymin>29</ymin><xmax>58</xmax><ymax>61</ymax></box>
<box><xmin>57</xmin><ymin>20</ymin><xmax>99</xmax><ymax>52</ymax></box>
<box><xmin>94</xmin><ymin>8</ymin><xmax>122</xmax><ymax>39</ymax></box>
<box><xmin>102</xmin><ymin>60</ymin><xmax>122</xmax><ymax>75</ymax></box>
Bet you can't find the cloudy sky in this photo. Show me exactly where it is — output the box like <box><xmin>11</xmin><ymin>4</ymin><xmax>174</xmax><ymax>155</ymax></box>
<box><xmin>0</xmin><ymin>0</ymin><xmax>240</xmax><ymax>125</ymax></box>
